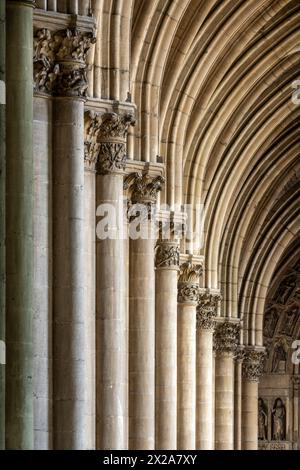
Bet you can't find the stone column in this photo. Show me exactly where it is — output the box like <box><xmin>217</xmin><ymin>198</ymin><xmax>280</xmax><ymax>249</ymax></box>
<box><xmin>96</xmin><ymin>112</ymin><xmax>134</xmax><ymax>450</ymax></box>
<box><xmin>242</xmin><ymin>347</ymin><xmax>265</xmax><ymax>450</ymax></box>
<box><xmin>6</xmin><ymin>0</ymin><xmax>35</xmax><ymax>450</ymax></box>
<box><xmin>196</xmin><ymin>289</ymin><xmax>221</xmax><ymax>450</ymax></box>
<box><xmin>234</xmin><ymin>347</ymin><xmax>245</xmax><ymax>450</ymax></box>
<box><xmin>214</xmin><ymin>321</ymin><xmax>240</xmax><ymax>450</ymax></box>
<box><xmin>33</xmin><ymin>27</ymin><xmax>95</xmax><ymax>449</ymax></box>
<box><xmin>177</xmin><ymin>261</ymin><xmax>202</xmax><ymax>450</ymax></box>
<box><xmin>125</xmin><ymin>172</ymin><xmax>164</xmax><ymax>450</ymax></box>
<box><xmin>155</xmin><ymin>239</ymin><xmax>180</xmax><ymax>450</ymax></box>
<box><xmin>83</xmin><ymin>111</ymin><xmax>102</xmax><ymax>450</ymax></box>
<box><xmin>0</xmin><ymin>0</ymin><xmax>5</xmax><ymax>451</ymax></box>
<box><xmin>32</xmin><ymin>94</ymin><xmax>53</xmax><ymax>450</ymax></box>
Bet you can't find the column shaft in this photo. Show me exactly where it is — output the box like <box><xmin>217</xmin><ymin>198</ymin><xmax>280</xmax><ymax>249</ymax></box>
<box><xmin>129</xmin><ymin>235</ymin><xmax>155</xmax><ymax>449</ymax></box>
<box><xmin>155</xmin><ymin>252</ymin><xmax>178</xmax><ymax>450</ymax></box>
<box><xmin>177</xmin><ymin>303</ymin><xmax>196</xmax><ymax>449</ymax></box>
<box><xmin>241</xmin><ymin>347</ymin><xmax>265</xmax><ymax>450</ymax></box>
<box><xmin>84</xmin><ymin>169</ymin><xmax>96</xmax><ymax>450</ymax></box>
<box><xmin>242</xmin><ymin>380</ymin><xmax>258</xmax><ymax>449</ymax></box>
<box><xmin>96</xmin><ymin>173</ymin><xmax>127</xmax><ymax>450</ymax></box>
<box><xmin>0</xmin><ymin>0</ymin><xmax>5</xmax><ymax>450</ymax></box>
<box><xmin>53</xmin><ymin>98</ymin><xmax>85</xmax><ymax>449</ymax></box>
<box><xmin>33</xmin><ymin>96</ymin><xmax>53</xmax><ymax>449</ymax></box>
<box><xmin>5</xmin><ymin>0</ymin><xmax>34</xmax><ymax>449</ymax></box>
<box><xmin>215</xmin><ymin>353</ymin><xmax>235</xmax><ymax>449</ymax></box>
<box><xmin>234</xmin><ymin>359</ymin><xmax>243</xmax><ymax>450</ymax></box>
<box><xmin>196</xmin><ymin>328</ymin><xmax>214</xmax><ymax>449</ymax></box>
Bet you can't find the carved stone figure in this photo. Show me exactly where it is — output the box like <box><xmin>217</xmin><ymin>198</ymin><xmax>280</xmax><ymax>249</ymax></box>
<box><xmin>258</xmin><ymin>398</ymin><xmax>268</xmax><ymax>440</ymax></box>
<box><xmin>280</xmin><ymin>304</ymin><xmax>299</xmax><ymax>336</ymax></box>
<box><xmin>271</xmin><ymin>341</ymin><xmax>287</xmax><ymax>373</ymax></box>
<box><xmin>263</xmin><ymin>307</ymin><xmax>279</xmax><ymax>338</ymax></box>
<box><xmin>274</xmin><ymin>275</ymin><xmax>296</xmax><ymax>305</ymax></box>
<box><xmin>272</xmin><ymin>398</ymin><xmax>286</xmax><ymax>441</ymax></box>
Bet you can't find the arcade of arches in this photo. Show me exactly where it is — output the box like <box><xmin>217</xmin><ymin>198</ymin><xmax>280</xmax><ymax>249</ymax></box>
<box><xmin>0</xmin><ymin>0</ymin><xmax>299</xmax><ymax>451</ymax></box>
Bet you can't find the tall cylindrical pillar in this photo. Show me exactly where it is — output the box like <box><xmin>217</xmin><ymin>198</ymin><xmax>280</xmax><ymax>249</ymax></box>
<box><xmin>177</xmin><ymin>261</ymin><xmax>202</xmax><ymax>450</ymax></box>
<box><xmin>241</xmin><ymin>347</ymin><xmax>265</xmax><ymax>450</ymax></box>
<box><xmin>0</xmin><ymin>0</ymin><xmax>5</xmax><ymax>450</ymax></box>
<box><xmin>83</xmin><ymin>113</ymin><xmax>98</xmax><ymax>450</ymax></box>
<box><xmin>33</xmin><ymin>95</ymin><xmax>53</xmax><ymax>450</ymax></box>
<box><xmin>53</xmin><ymin>96</ymin><xmax>85</xmax><ymax>449</ymax></box>
<box><xmin>214</xmin><ymin>321</ymin><xmax>240</xmax><ymax>450</ymax></box>
<box><xmin>125</xmin><ymin>172</ymin><xmax>164</xmax><ymax>450</ymax></box>
<box><xmin>234</xmin><ymin>347</ymin><xmax>244</xmax><ymax>450</ymax></box>
<box><xmin>32</xmin><ymin>28</ymin><xmax>96</xmax><ymax>450</ymax></box>
<box><xmin>196</xmin><ymin>289</ymin><xmax>221</xmax><ymax>450</ymax></box>
<box><xmin>6</xmin><ymin>0</ymin><xmax>35</xmax><ymax>450</ymax></box>
<box><xmin>155</xmin><ymin>240</ymin><xmax>179</xmax><ymax>450</ymax></box>
<box><xmin>96</xmin><ymin>113</ymin><xmax>134</xmax><ymax>450</ymax></box>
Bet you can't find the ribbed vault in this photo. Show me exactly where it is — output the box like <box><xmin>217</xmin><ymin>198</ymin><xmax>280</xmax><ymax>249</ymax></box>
<box><xmin>88</xmin><ymin>0</ymin><xmax>300</xmax><ymax>345</ymax></box>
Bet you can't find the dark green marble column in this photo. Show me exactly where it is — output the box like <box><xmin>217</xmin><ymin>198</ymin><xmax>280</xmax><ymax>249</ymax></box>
<box><xmin>0</xmin><ymin>0</ymin><xmax>6</xmax><ymax>451</ymax></box>
<box><xmin>6</xmin><ymin>0</ymin><xmax>35</xmax><ymax>449</ymax></box>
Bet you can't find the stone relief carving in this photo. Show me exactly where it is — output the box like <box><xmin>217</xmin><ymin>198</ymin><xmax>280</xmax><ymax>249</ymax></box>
<box><xmin>263</xmin><ymin>260</ymin><xmax>300</xmax><ymax>373</ymax></box>
<box><xmin>155</xmin><ymin>242</ymin><xmax>180</xmax><ymax>269</ymax></box>
<box><xmin>272</xmin><ymin>398</ymin><xmax>286</xmax><ymax>441</ymax></box>
<box><xmin>258</xmin><ymin>398</ymin><xmax>268</xmax><ymax>441</ymax></box>
<box><xmin>33</xmin><ymin>28</ymin><xmax>96</xmax><ymax>97</ymax></box>
<box><xmin>213</xmin><ymin>321</ymin><xmax>240</xmax><ymax>354</ymax></box>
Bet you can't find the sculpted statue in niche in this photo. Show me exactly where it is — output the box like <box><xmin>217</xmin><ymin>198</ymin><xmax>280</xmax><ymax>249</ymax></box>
<box><xmin>274</xmin><ymin>275</ymin><xmax>296</xmax><ymax>305</ymax></box>
<box><xmin>264</xmin><ymin>307</ymin><xmax>279</xmax><ymax>338</ymax></box>
<box><xmin>272</xmin><ymin>398</ymin><xmax>286</xmax><ymax>441</ymax></box>
<box><xmin>258</xmin><ymin>398</ymin><xmax>268</xmax><ymax>440</ymax></box>
<box><xmin>271</xmin><ymin>341</ymin><xmax>287</xmax><ymax>373</ymax></box>
<box><xmin>280</xmin><ymin>304</ymin><xmax>299</xmax><ymax>336</ymax></box>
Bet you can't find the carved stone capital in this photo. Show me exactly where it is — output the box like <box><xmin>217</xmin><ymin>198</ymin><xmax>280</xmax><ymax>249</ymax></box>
<box><xmin>155</xmin><ymin>241</ymin><xmax>180</xmax><ymax>270</ymax></box>
<box><xmin>196</xmin><ymin>289</ymin><xmax>221</xmax><ymax>330</ymax></box>
<box><xmin>33</xmin><ymin>28</ymin><xmax>96</xmax><ymax>97</ymax></box>
<box><xmin>178</xmin><ymin>260</ymin><xmax>203</xmax><ymax>284</ymax></box>
<box><xmin>124</xmin><ymin>171</ymin><xmax>165</xmax><ymax>205</ymax></box>
<box><xmin>95</xmin><ymin>113</ymin><xmax>135</xmax><ymax>174</ymax></box>
<box><xmin>84</xmin><ymin>111</ymin><xmax>102</xmax><ymax>171</ymax></box>
<box><xmin>214</xmin><ymin>321</ymin><xmax>240</xmax><ymax>355</ymax></box>
<box><xmin>242</xmin><ymin>348</ymin><xmax>266</xmax><ymax>382</ymax></box>
<box><xmin>178</xmin><ymin>283</ymin><xmax>199</xmax><ymax>304</ymax></box>
<box><xmin>177</xmin><ymin>261</ymin><xmax>202</xmax><ymax>304</ymax></box>
<box><xmin>235</xmin><ymin>346</ymin><xmax>246</xmax><ymax>363</ymax></box>
<box><xmin>196</xmin><ymin>309</ymin><xmax>216</xmax><ymax>330</ymax></box>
